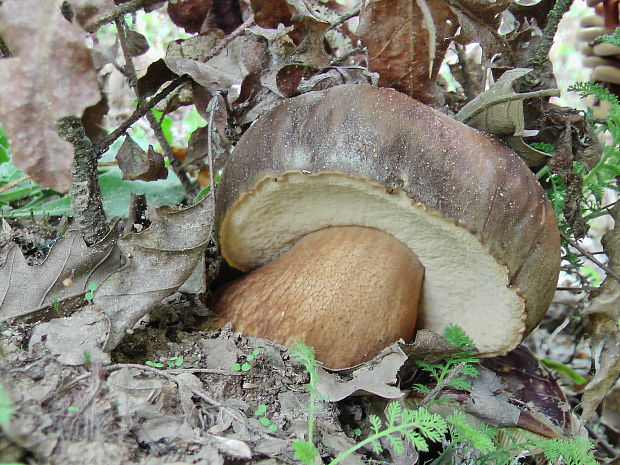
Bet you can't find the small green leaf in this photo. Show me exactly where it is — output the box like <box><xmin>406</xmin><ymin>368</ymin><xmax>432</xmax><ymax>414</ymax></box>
<box><xmin>84</xmin><ymin>291</ymin><xmax>94</xmax><ymax>301</ymax></box>
<box><xmin>292</xmin><ymin>440</ymin><xmax>319</xmax><ymax>465</ymax></box>
<box><xmin>252</xmin><ymin>348</ymin><xmax>260</xmax><ymax>356</ymax></box>
<box><xmin>231</xmin><ymin>362</ymin><xmax>241</xmax><ymax>371</ymax></box>
<box><xmin>541</xmin><ymin>358</ymin><xmax>587</xmax><ymax>385</ymax></box>
<box><xmin>268</xmin><ymin>423</ymin><xmax>278</xmax><ymax>432</ymax></box>
<box><xmin>255</xmin><ymin>404</ymin><xmax>267</xmax><ymax>416</ymax></box>
<box><xmin>246</xmin><ymin>354</ymin><xmax>255</xmax><ymax>362</ymax></box>
<box><xmin>87</xmin><ymin>282</ymin><xmax>98</xmax><ymax>291</ymax></box>
<box><xmin>146</xmin><ymin>361</ymin><xmax>164</xmax><ymax>368</ymax></box>
<box><xmin>259</xmin><ymin>416</ymin><xmax>270</xmax><ymax>427</ymax></box>
<box><xmin>241</xmin><ymin>363</ymin><xmax>251</xmax><ymax>372</ymax></box>
<box><xmin>67</xmin><ymin>406</ymin><xmax>79</xmax><ymax>413</ymax></box>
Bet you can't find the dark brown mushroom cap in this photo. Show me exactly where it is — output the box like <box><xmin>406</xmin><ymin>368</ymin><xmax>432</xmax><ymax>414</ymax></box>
<box><xmin>215</xmin><ymin>84</ymin><xmax>560</xmax><ymax>355</ymax></box>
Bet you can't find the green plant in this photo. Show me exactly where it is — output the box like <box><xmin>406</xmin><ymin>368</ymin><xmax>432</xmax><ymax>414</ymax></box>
<box><xmin>291</xmin><ymin>341</ymin><xmax>448</xmax><ymax>465</ymax></box>
<box><xmin>254</xmin><ymin>403</ymin><xmax>278</xmax><ymax>432</ymax></box>
<box><xmin>84</xmin><ymin>281</ymin><xmax>98</xmax><ymax>302</ymax></box>
<box><xmin>412</xmin><ymin>325</ymin><xmax>480</xmax><ymax>395</ymax></box>
<box><xmin>231</xmin><ymin>348</ymin><xmax>261</xmax><ymax>372</ymax></box>
<box><xmin>0</xmin><ymin>384</ymin><xmax>13</xmax><ymax>424</ymax></box>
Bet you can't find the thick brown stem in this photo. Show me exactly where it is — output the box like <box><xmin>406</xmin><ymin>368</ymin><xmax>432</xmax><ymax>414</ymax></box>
<box><xmin>214</xmin><ymin>226</ymin><xmax>424</xmax><ymax>368</ymax></box>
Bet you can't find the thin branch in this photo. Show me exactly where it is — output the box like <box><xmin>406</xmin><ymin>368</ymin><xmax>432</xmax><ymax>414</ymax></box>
<box><xmin>84</xmin><ymin>0</ymin><xmax>164</xmax><ymax>33</ymax></box>
<box><xmin>97</xmin><ymin>74</ymin><xmax>190</xmax><ymax>155</ymax></box>
<box><xmin>419</xmin><ymin>361</ymin><xmax>466</xmax><ymax>408</ymax></box>
<box><xmin>561</xmin><ymin>231</ymin><xmax>620</xmax><ymax>283</ymax></box>
<box><xmin>329</xmin><ymin>5</ymin><xmax>361</xmax><ymax>30</ymax></box>
<box><xmin>200</xmin><ymin>15</ymin><xmax>255</xmax><ymax>61</ymax></box>
<box><xmin>115</xmin><ymin>18</ymin><xmax>196</xmax><ymax>197</ymax></box>
<box><xmin>527</xmin><ymin>0</ymin><xmax>573</xmax><ymax>72</ymax></box>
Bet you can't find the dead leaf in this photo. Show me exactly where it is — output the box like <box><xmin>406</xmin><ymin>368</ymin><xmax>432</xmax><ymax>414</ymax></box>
<box><xmin>316</xmin><ymin>343</ymin><xmax>408</xmax><ymax>402</ymax></box>
<box><xmin>250</xmin><ymin>0</ymin><xmax>293</xmax><ymax>29</ymax></box>
<box><xmin>124</xmin><ymin>30</ymin><xmax>149</xmax><ymax>57</ymax></box>
<box><xmin>66</xmin><ymin>0</ymin><xmax>115</xmax><ymax>26</ymax></box>
<box><xmin>0</xmin><ymin>0</ymin><xmax>101</xmax><ymax>192</ymax></box>
<box><xmin>94</xmin><ymin>196</ymin><xmax>214</xmax><ymax>350</ymax></box>
<box><xmin>29</xmin><ymin>310</ymin><xmax>111</xmax><ymax>366</ymax></box>
<box><xmin>356</xmin><ymin>0</ymin><xmax>458</xmax><ymax>104</ymax></box>
<box><xmin>455</xmin><ymin>67</ymin><xmax>557</xmax><ymax>165</ymax></box>
<box><xmin>0</xmin><ymin>228</ymin><xmax>121</xmax><ymax>322</ymax></box>
<box><xmin>449</xmin><ymin>0</ymin><xmax>510</xmax><ymax>61</ymax></box>
<box><xmin>581</xmin><ymin>202</ymin><xmax>620</xmax><ymax>420</ymax></box>
<box><xmin>115</xmin><ymin>137</ymin><xmax>168</xmax><ymax>181</ymax></box>
<box><xmin>168</xmin><ymin>0</ymin><xmax>213</xmax><ymax>33</ymax></box>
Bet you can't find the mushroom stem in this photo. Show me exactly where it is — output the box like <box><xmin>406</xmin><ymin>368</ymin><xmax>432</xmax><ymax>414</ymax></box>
<box><xmin>213</xmin><ymin>226</ymin><xmax>424</xmax><ymax>368</ymax></box>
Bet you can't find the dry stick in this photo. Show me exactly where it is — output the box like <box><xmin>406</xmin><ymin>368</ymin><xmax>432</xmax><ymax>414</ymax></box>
<box><xmin>84</xmin><ymin>0</ymin><xmax>164</xmax><ymax>33</ymax></box>
<box><xmin>115</xmin><ymin>18</ymin><xmax>196</xmax><ymax>197</ymax></box>
<box><xmin>97</xmin><ymin>75</ymin><xmax>190</xmax><ymax>156</ymax></box>
<box><xmin>57</xmin><ymin>116</ymin><xmax>108</xmax><ymax>245</ymax></box>
<box><xmin>560</xmin><ymin>231</ymin><xmax>620</xmax><ymax>283</ymax></box>
<box><xmin>419</xmin><ymin>361</ymin><xmax>467</xmax><ymax>408</ymax></box>
<box><xmin>97</xmin><ymin>15</ymin><xmax>255</xmax><ymax>164</ymax></box>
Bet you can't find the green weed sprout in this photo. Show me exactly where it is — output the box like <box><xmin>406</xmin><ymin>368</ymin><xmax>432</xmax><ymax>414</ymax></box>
<box><xmin>290</xmin><ymin>341</ymin><xmax>448</xmax><ymax>465</ymax></box>
<box><xmin>412</xmin><ymin>325</ymin><xmax>480</xmax><ymax>395</ymax></box>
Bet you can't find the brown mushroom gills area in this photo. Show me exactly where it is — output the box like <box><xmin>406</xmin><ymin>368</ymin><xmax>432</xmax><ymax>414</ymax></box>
<box><xmin>213</xmin><ymin>226</ymin><xmax>424</xmax><ymax>368</ymax></box>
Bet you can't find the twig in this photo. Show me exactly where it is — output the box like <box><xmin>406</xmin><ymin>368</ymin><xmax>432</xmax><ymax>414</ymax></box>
<box><xmin>201</xmin><ymin>15</ymin><xmax>255</xmax><ymax>61</ymax></box>
<box><xmin>206</xmin><ymin>95</ymin><xmax>218</xmax><ymax>195</ymax></box>
<box><xmin>84</xmin><ymin>0</ymin><xmax>164</xmax><ymax>33</ymax></box>
<box><xmin>97</xmin><ymin>75</ymin><xmax>190</xmax><ymax>156</ymax></box>
<box><xmin>57</xmin><ymin>116</ymin><xmax>108</xmax><ymax>245</ymax></box>
<box><xmin>329</xmin><ymin>5</ymin><xmax>361</xmax><ymax>30</ymax></box>
<box><xmin>560</xmin><ymin>231</ymin><xmax>620</xmax><ymax>282</ymax></box>
<box><xmin>97</xmin><ymin>15</ymin><xmax>255</xmax><ymax>160</ymax></box>
<box><xmin>114</xmin><ymin>18</ymin><xmax>196</xmax><ymax>197</ymax></box>
<box><xmin>419</xmin><ymin>361</ymin><xmax>466</xmax><ymax>408</ymax></box>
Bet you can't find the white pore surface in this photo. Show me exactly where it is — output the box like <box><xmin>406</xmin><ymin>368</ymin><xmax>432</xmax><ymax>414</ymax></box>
<box><xmin>219</xmin><ymin>172</ymin><xmax>526</xmax><ymax>354</ymax></box>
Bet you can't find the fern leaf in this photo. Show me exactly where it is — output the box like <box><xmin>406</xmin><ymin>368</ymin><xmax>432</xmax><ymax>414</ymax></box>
<box><xmin>386</xmin><ymin>401</ymin><xmax>402</xmax><ymax>428</ymax></box>
<box><xmin>369</xmin><ymin>414</ymin><xmax>382</xmax><ymax>434</ymax></box>
<box><xmin>292</xmin><ymin>440</ymin><xmax>319</xmax><ymax>465</ymax></box>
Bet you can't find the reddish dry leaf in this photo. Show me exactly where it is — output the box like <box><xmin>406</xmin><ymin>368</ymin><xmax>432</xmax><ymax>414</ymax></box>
<box><xmin>115</xmin><ymin>137</ymin><xmax>168</xmax><ymax>181</ymax></box>
<box><xmin>168</xmin><ymin>0</ymin><xmax>242</xmax><ymax>34</ymax></box>
<box><xmin>0</xmin><ymin>0</ymin><xmax>101</xmax><ymax>192</ymax></box>
<box><xmin>250</xmin><ymin>0</ymin><xmax>293</xmax><ymax>28</ymax></box>
<box><xmin>357</xmin><ymin>0</ymin><xmax>458</xmax><ymax>104</ymax></box>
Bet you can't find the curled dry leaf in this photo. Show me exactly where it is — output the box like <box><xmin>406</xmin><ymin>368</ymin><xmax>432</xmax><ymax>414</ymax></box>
<box><xmin>94</xmin><ymin>196</ymin><xmax>214</xmax><ymax>350</ymax></box>
<box><xmin>0</xmin><ymin>228</ymin><xmax>121</xmax><ymax>322</ymax></box>
<box><xmin>168</xmin><ymin>0</ymin><xmax>242</xmax><ymax>34</ymax></box>
<box><xmin>581</xmin><ymin>202</ymin><xmax>620</xmax><ymax>421</ymax></box>
<box><xmin>357</xmin><ymin>0</ymin><xmax>458</xmax><ymax>104</ymax></box>
<box><xmin>455</xmin><ymin>68</ymin><xmax>554</xmax><ymax>166</ymax></box>
<box><xmin>0</xmin><ymin>0</ymin><xmax>101</xmax><ymax>192</ymax></box>
<box><xmin>115</xmin><ymin>137</ymin><xmax>168</xmax><ymax>181</ymax></box>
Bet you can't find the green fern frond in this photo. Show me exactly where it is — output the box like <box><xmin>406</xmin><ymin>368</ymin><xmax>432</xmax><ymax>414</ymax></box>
<box><xmin>447</xmin><ymin>377</ymin><xmax>472</xmax><ymax>391</ymax></box>
<box><xmin>595</xmin><ymin>26</ymin><xmax>620</xmax><ymax>48</ymax></box>
<box><xmin>447</xmin><ymin>411</ymin><xmax>496</xmax><ymax>454</ymax></box>
<box><xmin>568</xmin><ymin>81</ymin><xmax>620</xmax><ymax>106</ymax></box>
<box><xmin>444</xmin><ymin>324</ymin><xmax>476</xmax><ymax>350</ymax></box>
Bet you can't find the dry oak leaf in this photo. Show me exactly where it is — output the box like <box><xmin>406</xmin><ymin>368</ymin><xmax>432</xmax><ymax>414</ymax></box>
<box><xmin>0</xmin><ymin>0</ymin><xmax>101</xmax><ymax>192</ymax></box>
<box><xmin>94</xmin><ymin>195</ymin><xmax>214</xmax><ymax>350</ymax></box>
<box><xmin>357</xmin><ymin>0</ymin><xmax>458</xmax><ymax>104</ymax></box>
<box><xmin>0</xmin><ymin>229</ymin><xmax>121</xmax><ymax>322</ymax></box>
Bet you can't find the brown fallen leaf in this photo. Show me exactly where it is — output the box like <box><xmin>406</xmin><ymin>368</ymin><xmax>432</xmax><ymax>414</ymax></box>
<box><xmin>0</xmin><ymin>228</ymin><xmax>121</xmax><ymax>322</ymax></box>
<box><xmin>581</xmin><ymin>202</ymin><xmax>620</xmax><ymax>421</ymax></box>
<box><xmin>356</xmin><ymin>0</ymin><xmax>458</xmax><ymax>104</ymax></box>
<box><xmin>0</xmin><ymin>0</ymin><xmax>101</xmax><ymax>192</ymax></box>
<box><xmin>94</xmin><ymin>195</ymin><xmax>214</xmax><ymax>350</ymax></box>
<box><xmin>115</xmin><ymin>137</ymin><xmax>168</xmax><ymax>181</ymax></box>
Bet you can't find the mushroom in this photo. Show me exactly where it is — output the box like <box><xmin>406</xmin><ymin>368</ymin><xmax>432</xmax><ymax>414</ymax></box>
<box><xmin>213</xmin><ymin>85</ymin><xmax>560</xmax><ymax>369</ymax></box>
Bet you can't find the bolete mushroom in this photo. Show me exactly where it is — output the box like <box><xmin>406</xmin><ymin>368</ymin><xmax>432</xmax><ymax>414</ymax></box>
<box><xmin>213</xmin><ymin>85</ymin><xmax>560</xmax><ymax>369</ymax></box>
